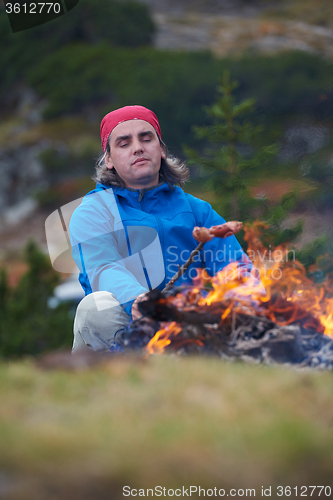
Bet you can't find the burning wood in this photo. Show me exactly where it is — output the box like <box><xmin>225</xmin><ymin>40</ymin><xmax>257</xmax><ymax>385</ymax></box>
<box><xmin>114</xmin><ymin>221</ymin><xmax>333</xmax><ymax>371</ymax></box>
<box><xmin>115</xmin><ymin>289</ymin><xmax>333</xmax><ymax>370</ymax></box>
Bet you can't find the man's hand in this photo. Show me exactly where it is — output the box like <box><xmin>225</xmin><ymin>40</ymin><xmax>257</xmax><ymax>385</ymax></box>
<box><xmin>131</xmin><ymin>293</ymin><xmax>149</xmax><ymax>321</ymax></box>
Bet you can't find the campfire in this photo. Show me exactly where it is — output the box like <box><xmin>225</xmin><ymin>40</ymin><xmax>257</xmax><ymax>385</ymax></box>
<box><xmin>115</xmin><ymin>221</ymin><xmax>333</xmax><ymax>370</ymax></box>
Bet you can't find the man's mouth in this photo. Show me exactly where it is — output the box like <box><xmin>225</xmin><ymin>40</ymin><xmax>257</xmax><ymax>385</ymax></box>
<box><xmin>133</xmin><ymin>157</ymin><xmax>149</xmax><ymax>165</ymax></box>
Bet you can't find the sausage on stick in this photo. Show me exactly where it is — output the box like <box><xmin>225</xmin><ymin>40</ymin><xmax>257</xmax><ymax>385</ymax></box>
<box><xmin>162</xmin><ymin>221</ymin><xmax>243</xmax><ymax>293</ymax></box>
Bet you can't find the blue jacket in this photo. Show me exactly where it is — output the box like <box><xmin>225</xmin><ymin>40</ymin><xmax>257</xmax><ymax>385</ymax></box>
<box><xmin>69</xmin><ymin>182</ymin><xmax>250</xmax><ymax>317</ymax></box>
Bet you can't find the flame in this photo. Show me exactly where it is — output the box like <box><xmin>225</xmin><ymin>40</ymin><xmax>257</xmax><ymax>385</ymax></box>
<box><xmin>146</xmin><ymin>321</ymin><xmax>204</xmax><ymax>355</ymax></box>
<box><xmin>197</xmin><ymin>221</ymin><xmax>333</xmax><ymax>338</ymax></box>
<box><xmin>146</xmin><ymin>221</ymin><xmax>333</xmax><ymax>355</ymax></box>
<box><xmin>146</xmin><ymin>322</ymin><xmax>182</xmax><ymax>355</ymax></box>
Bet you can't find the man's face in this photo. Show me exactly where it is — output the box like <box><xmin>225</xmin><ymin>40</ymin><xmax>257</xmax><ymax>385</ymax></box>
<box><xmin>105</xmin><ymin>119</ymin><xmax>165</xmax><ymax>189</ymax></box>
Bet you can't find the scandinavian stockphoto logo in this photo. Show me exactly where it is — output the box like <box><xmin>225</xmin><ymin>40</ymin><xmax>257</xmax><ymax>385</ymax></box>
<box><xmin>45</xmin><ymin>190</ymin><xmax>165</xmax><ymax>309</ymax></box>
<box><xmin>4</xmin><ymin>0</ymin><xmax>80</xmax><ymax>33</ymax></box>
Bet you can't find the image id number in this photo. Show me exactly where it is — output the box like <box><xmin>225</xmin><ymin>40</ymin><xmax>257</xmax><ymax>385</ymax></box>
<box><xmin>5</xmin><ymin>3</ymin><xmax>61</xmax><ymax>14</ymax></box>
<box><xmin>277</xmin><ymin>486</ymin><xmax>332</xmax><ymax>496</ymax></box>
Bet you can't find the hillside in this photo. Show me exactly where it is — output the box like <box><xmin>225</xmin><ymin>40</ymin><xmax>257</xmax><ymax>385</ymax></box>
<box><xmin>1</xmin><ymin>0</ymin><xmax>333</xmax><ymax>272</ymax></box>
<box><xmin>139</xmin><ymin>0</ymin><xmax>333</xmax><ymax>56</ymax></box>
<box><xmin>153</xmin><ymin>14</ymin><xmax>333</xmax><ymax>57</ymax></box>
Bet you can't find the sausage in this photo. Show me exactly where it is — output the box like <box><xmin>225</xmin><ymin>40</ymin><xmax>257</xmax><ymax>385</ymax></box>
<box><xmin>209</xmin><ymin>221</ymin><xmax>243</xmax><ymax>238</ymax></box>
<box><xmin>192</xmin><ymin>221</ymin><xmax>243</xmax><ymax>242</ymax></box>
<box><xmin>192</xmin><ymin>226</ymin><xmax>214</xmax><ymax>243</ymax></box>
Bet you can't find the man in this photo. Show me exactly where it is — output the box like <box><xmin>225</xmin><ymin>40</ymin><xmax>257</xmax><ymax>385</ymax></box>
<box><xmin>69</xmin><ymin>105</ymin><xmax>250</xmax><ymax>352</ymax></box>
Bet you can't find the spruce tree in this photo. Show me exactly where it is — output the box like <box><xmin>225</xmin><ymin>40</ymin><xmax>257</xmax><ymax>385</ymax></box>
<box><xmin>185</xmin><ymin>70</ymin><xmax>303</xmax><ymax>247</ymax></box>
<box><xmin>0</xmin><ymin>242</ymin><xmax>73</xmax><ymax>358</ymax></box>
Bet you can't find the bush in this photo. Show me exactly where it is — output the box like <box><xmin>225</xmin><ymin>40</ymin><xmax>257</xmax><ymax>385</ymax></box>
<box><xmin>2</xmin><ymin>0</ymin><xmax>154</xmax><ymax>50</ymax></box>
<box><xmin>0</xmin><ymin>242</ymin><xmax>73</xmax><ymax>358</ymax></box>
<box><xmin>227</xmin><ymin>51</ymin><xmax>333</xmax><ymax>127</ymax></box>
<box><xmin>0</xmin><ymin>0</ymin><xmax>155</xmax><ymax>107</ymax></box>
<box><xmin>24</xmin><ymin>47</ymin><xmax>333</xmax><ymax>153</ymax></box>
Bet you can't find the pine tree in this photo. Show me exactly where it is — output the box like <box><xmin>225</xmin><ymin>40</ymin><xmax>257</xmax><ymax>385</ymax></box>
<box><xmin>0</xmin><ymin>241</ymin><xmax>73</xmax><ymax>358</ymax></box>
<box><xmin>185</xmin><ymin>71</ymin><xmax>303</xmax><ymax>247</ymax></box>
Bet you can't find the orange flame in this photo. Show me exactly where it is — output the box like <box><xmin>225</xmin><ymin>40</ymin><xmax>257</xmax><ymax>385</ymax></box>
<box><xmin>197</xmin><ymin>221</ymin><xmax>333</xmax><ymax>337</ymax></box>
<box><xmin>146</xmin><ymin>322</ymin><xmax>182</xmax><ymax>355</ymax></box>
<box><xmin>146</xmin><ymin>221</ymin><xmax>333</xmax><ymax>355</ymax></box>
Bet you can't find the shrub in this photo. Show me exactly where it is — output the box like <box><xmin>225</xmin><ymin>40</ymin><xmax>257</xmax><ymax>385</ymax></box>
<box><xmin>25</xmin><ymin>47</ymin><xmax>333</xmax><ymax>154</ymax></box>
<box><xmin>0</xmin><ymin>0</ymin><xmax>155</xmax><ymax>106</ymax></box>
<box><xmin>0</xmin><ymin>242</ymin><xmax>73</xmax><ymax>358</ymax></box>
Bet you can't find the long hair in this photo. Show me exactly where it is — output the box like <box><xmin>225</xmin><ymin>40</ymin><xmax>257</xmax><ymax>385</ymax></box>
<box><xmin>93</xmin><ymin>138</ymin><xmax>189</xmax><ymax>188</ymax></box>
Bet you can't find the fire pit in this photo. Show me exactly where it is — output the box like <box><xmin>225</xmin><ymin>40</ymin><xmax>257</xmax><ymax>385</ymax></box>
<box><xmin>114</xmin><ymin>222</ymin><xmax>333</xmax><ymax>370</ymax></box>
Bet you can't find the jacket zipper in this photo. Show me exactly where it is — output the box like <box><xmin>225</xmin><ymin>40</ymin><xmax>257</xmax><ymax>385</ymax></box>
<box><xmin>139</xmin><ymin>191</ymin><xmax>167</xmax><ymax>290</ymax></box>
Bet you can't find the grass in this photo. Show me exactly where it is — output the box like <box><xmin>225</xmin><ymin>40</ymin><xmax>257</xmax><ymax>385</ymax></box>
<box><xmin>0</xmin><ymin>355</ymin><xmax>332</xmax><ymax>499</ymax></box>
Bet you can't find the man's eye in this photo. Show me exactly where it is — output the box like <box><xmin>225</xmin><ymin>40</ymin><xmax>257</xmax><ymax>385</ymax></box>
<box><xmin>120</xmin><ymin>143</ymin><xmax>129</xmax><ymax>147</ymax></box>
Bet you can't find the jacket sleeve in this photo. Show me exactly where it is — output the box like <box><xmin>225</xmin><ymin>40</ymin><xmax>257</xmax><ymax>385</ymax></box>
<box><xmin>186</xmin><ymin>195</ymin><xmax>253</xmax><ymax>277</ymax></box>
<box><xmin>69</xmin><ymin>193</ymin><xmax>148</xmax><ymax>314</ymax></box>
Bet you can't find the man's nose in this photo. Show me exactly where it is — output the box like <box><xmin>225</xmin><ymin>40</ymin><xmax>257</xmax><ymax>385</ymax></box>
<box><xmin>133</xmin><ymin>138</ymin><xmax>144</xmax><ymax>153</ymax></box>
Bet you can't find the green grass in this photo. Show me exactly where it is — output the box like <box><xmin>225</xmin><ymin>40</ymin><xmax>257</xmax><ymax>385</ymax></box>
<box><xmin>0</xmin><ymin>356</ymin><xmax>332</xmax><ymax>499</ymax></box>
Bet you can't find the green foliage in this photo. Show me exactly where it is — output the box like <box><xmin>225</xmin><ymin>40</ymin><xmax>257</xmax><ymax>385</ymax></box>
<box><xmin>2</xmin><ymin>7</ymin><xmax>333</xmax><ymax>153</ymax></box>
<box><xmin>263</xmin><ymin>192</ymin><xmax>304</xmax><ymax>247</ymax></box>
<box><xmin>34</xmin><ymin>176</ymin><xmax>95</xmax><ymax>210</ymax></box>
<box><xmin>299</xmin><ymin>147</ymin><xmax>333</xmax><ymax>209</ymax></box>
<box><xmin>38</xmin><ymin>145</ymin><xmax>95</xmax><ymax>179</ymax></box>
<box><xmin>307</xmin><ymin>253</ymin><xmax>333</xmax><ymax>282</ymax></box>
<box><xmin>185</xmin><ymin>71</ymin><xmax>278</xmax><ymax>220</ymax></box>
<box><xmin>1</xmin><ymin>0</ymin><xmax>333</xmax><ymax>163</ymax></box>
<box><xmin>0</xmin><ymin>0</ymin><xmax>155</xmax><ymax>105</ymax></box>
<box><xmin>26</xmin><ymin>45</ymin><xmax>221</xmax><ymax>151</ymax></box>
<box><xmin>26</xmin><ymin>43</ymin><xmax>120</xmax><ymax>118</ymax></box>
<box><xmin>185</xmin><ymin>71</ymin><xmax>306</xmax><ymax>251</ymax></box>
<box><xmin>0</xmin><ymin>242</ymin><xmax>73</xmax><ymax>358</ymax></box>
<box><xmin>32</xmin><ymin>49</ymin><xmax>333</xmax><ymax>132</ymax></box>
<box><xmin>227</xmin><ymin>51</ymin><xmax>333</xmax><ymax>128</ymax></box>
<box><xmin>0</xmin><ymin>270</ymin><xmax>8</xmax><ymax>316</ymax></box>
<box><xmin>295</xmin><ymin>236</ymin><xmax>327</xmax><ymax>269</ymax></box>
<box><xmin>3</xmin><ymin>0</ymin><xmax>154</xmax><ymax>49</ymax></box>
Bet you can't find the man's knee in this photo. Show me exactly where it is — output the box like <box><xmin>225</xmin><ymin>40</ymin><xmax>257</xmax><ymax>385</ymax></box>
<box><xmin>72</xmin><ymin>291</ymin><xmax>131</xmax><ymax>353</ymax></box>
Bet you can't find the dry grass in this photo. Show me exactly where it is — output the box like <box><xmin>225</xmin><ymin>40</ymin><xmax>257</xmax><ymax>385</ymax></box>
<box><xmin>0</xmin><ymin>355</ymin><xmax>332</xmax><ymax>499</ymax></box>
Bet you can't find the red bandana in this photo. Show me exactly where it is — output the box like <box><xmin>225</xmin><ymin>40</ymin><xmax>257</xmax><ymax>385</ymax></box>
<box><xmin>100</xmin><ymin>105</ymin><xmax>162</xmax><ymax>152</ymax></box>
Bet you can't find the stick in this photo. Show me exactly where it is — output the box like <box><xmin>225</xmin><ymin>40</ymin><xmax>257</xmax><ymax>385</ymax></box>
<box><xmin>162</xmin><ymin>221</ymin><xmax>243</xmax><ymax>294</ymax></box>
<box><xmin>162</xmin><ymin>241</ymin><xmax>205</xmax><ymax>293</ymax></box>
